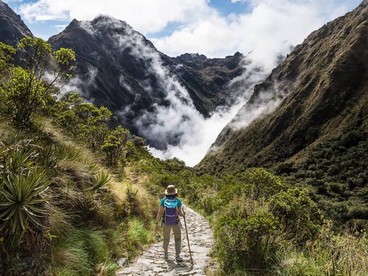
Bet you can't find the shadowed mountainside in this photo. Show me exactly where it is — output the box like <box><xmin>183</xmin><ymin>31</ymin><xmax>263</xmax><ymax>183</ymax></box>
<box><xmin>48</xmin><ymin>16</ymin><xmax>246</xmax><ymax>148</ymax></box>
<box><xmin>0</xmin><ymin>0</ymin><xmax>32</xmax><ymax>46</ymax></box>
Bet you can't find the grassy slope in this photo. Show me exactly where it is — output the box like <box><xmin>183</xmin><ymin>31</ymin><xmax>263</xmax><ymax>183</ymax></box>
<box><xmin>0</xmin><ymin>118</ymin><xmax>157</xmax><ymax>275</ymax></box>
<box><xmin>2</xmin><ymin>116</ymin><xmax>368</xmax><ymax>276</ymax></box>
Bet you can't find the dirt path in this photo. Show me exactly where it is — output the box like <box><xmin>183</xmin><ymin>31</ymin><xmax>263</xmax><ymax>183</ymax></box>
<box><xmin>116</xmin><ymin>206</ymin><xmax>215</xmax><ymax>275</ymax></box>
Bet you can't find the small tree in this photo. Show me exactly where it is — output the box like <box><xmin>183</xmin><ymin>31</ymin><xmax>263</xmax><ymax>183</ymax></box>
<box><xmin>55</xmin><ymin>93</ymin><xmax>112</xmax><ymax>149</ymax></box>
<box><xmin>0</xmin><ymin>43</ymin><xmax>16</xmax><ymax>113</ymax></box>
<box><xmin>101</xmin><ymin>126</ymin><xmax>130</xmax><ymax>166</ymax></box>
<box><xmin>0</xmin><ymin>37</ymin><xmax>75</xmax><ymax>127</ymax></box>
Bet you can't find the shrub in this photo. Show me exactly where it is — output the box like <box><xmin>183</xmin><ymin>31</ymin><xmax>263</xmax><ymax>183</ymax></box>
<box><xmin>88</xmin><ymin>171</ymin><xmax>111</xmax><ymax>191</ymax></box>
<box><xmin>238</xmin><ymin>168</ymin><xmax>287</xmax><ymax>200</ymax></box>
<box><xmin>269</xmin><ymin>188</ymin><xmax>323</xmax><ymax>245</ymax></box>
<box><xmin>303</xmin><ymin>221</ymin><xmax>368</xmax><ymax>275</ymax></box>
<box><xmin>214</xmin><ymin>197</ymin><xmax>280</xmax><ymax>272</ymax></box>
<box><xmin>0</xmin><ymin>169</ymin><xmax>49</xmax><ymax>235</ymax></box>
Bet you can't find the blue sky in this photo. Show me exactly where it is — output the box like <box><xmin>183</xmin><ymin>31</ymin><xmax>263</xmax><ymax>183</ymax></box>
<box><xmin>3</xmin><ymin>0</ymin><xmax>362</xmax><ymax>65</ymax></box>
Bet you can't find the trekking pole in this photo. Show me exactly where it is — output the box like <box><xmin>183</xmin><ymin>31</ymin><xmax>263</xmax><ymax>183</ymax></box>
<box><xmin>183</xmin><ymin>207</ymin><xmax>193</xmax><ymax>265</ymax></box>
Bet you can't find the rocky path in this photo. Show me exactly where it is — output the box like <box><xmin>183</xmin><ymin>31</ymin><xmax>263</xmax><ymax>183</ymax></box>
<box><xmin>116</xmin><ymin>206</ymin><xmax>215</xmax><ymax>275</ymax></box>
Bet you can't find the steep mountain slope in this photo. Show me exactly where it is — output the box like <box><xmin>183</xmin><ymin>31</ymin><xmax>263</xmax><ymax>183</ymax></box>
<box><xmin>199</xmin><ymin>2</ymin><xmax>368</xmax><ymax>175</ymax></box>
<box><xmin>172</xmin><ymin>52</ymin><xmax>246</xmax><ymax>107</ymax></box>
<box><xmin>48</xmin><ymin>16</ymin><xmax>245</xmax><ymax>148</ymax></box>
<box><xmin>0</xmin><ymin>0</ymin><xmax>32</xmax><ymax>46</ymax></box>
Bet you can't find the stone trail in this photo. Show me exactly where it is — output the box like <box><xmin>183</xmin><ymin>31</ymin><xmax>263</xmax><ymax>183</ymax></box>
<box><xmin>116</xmin><ymin>206</ymin><xmax>214</xmax><ymax>275</ymax></box>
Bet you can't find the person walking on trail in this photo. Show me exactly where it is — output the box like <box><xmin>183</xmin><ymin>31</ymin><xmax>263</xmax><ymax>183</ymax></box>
<box><xmin>154</xmin><ymin>184</ymin><xmax>185</xmax><ymax>262</ymax></box>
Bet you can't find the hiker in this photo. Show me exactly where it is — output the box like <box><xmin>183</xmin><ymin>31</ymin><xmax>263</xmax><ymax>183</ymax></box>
<box><xmin>154</xmin><ymin>184</ymin><xmax>184</xmax><ymax>262</ymax></box>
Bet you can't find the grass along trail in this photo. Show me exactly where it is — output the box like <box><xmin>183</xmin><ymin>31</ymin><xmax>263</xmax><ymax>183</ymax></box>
<box><xmin>116</xmin><ymin>206</ymin><xmax>215</xmax><ymax>275</ymax></box>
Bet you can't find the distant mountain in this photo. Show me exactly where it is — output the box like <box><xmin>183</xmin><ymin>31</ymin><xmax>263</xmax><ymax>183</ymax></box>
<box><xmin>0</xmin><ymin>0</ymin><xmax>32</xmax><ymax>46</ymax></box>
<box><xmin>199</xmin><ymin>2</ymin><xmax>368</xmax><ymax>175</ymax></box>
<box><xmin>48</xmin><ymin>16</ymin><xmax>246</xmax><ymax>148</ymax></box>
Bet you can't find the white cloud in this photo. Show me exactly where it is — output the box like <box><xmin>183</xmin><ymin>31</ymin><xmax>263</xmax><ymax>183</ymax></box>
<box><xmin>77</xmin><ymin>16</ymin><xmax>265</xmax><ymax>166</ymax></box>
<box><xmin>18</xmin><ymin>0</ymin><xmax>213</xmax><ymax>34</ymax></box>
<box><xmin>153</xmin><ymin>0</ymin><xmax>359</xmax><ymax>70</ymax></box>
<box><xmin>54</xmin><ymin>24</ymin><xmax>67</xmax><ymax>32</ymax></box>
<box><xmin>16</xmin><ymin>0</ymin><xmax>359</xmax><ymax>69</ymax></box>
<box><xmin>148</xmin><ymin>60</ymin><xmax>266</xmax><ymax>166</ymax></box>
<box><xmin>13</xmin><ymin>0</ymin><xmax>360</xmax><ymax>165</ymax></box>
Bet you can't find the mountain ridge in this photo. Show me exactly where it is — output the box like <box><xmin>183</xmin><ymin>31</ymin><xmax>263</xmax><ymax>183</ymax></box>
<box><xmin>199</xmin><ymin>2</ymin><xmax>368</xmax><ymax>174</ymax></box>
<box><xmin>0</xmin><ymin>0</ymin><xmax>32</xmax><ymax>46</ymax></box>
<box><xmin>48</xmin><ymin>15</ymin><xmax>247</xmax><ymax>149</ymax></box>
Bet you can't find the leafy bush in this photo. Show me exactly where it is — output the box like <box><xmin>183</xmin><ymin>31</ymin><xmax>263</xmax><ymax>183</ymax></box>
<box><xmin>0</xmin><ymin>139</ymin><xmax>52</xmax><ymax>275</ymax></box>
<box><xmin>238</xmin><ymin>168</ymin><xmax>287</xmax><ymax>199</ymax></box>
<box><xmin>88</xmin><ymin>171</ymin><xmax>111</xmax><ymax>191</ymax></box>
<box><xmin>215</xmin><ymin>197</ymin><xmax>280</xmax><ymax>272</ymax></box>
<box><xmin>0</xmin><ymin>38</ymin><xmax>75</xmax><ymax>127</ymax></box>
<box><xmin>269</xmin><ymin>188</ymin><xmax>323</xmax><ymax>244</ymax></box>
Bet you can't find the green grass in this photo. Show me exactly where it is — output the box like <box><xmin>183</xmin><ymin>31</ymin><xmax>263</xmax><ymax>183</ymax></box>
<box><xmin>51</xmin><ymin>228</ymin><xmax>112</xmax><ymax>275</ymax></box>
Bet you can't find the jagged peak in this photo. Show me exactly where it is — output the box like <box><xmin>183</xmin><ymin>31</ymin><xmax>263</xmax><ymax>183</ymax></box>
<box><xmin>176</xmin><ymin>53</ymin><xmax>208</xmax><ymax>61</ymax></box>
<box><xmin>85</xmin><ymin>15</ymin><xmax>131</xmax><ymax>32</ymax></box>
<box><xmin>64</xmin><ymin>15</ymin><xmax>135</xmax><ymax>38</ymax></box>
<box><xmin>0</xmin><ymin>0</ymin><xmax>33</xmax><ymax>45</ymax></box>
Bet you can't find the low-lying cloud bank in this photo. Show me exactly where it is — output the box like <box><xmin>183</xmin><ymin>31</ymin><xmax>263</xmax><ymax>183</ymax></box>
<box><xmin>44</xmin><ymin>0</ymin><xmax>360</xmax><ymax>166</ymax></box>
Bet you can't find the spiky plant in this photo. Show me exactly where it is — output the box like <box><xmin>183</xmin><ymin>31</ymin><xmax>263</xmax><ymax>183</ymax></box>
<box><xmin>0</xmin><ymin>168</ymin><xmax>49</xmax><ymax>236</ymax></box>
<box><xmin>0</xmin><ymin>140</ymin><xmax>50</xmax><ymax>243</ymax></box>
<box><xmin>88</xmin><ymin>171</ymin><xmax>111</xmax><ymax>191</ymax></box>
<box><xmin>0</xmin><ymin>140</ymin><xmax>38</xmax><ymax>175</ymax></box>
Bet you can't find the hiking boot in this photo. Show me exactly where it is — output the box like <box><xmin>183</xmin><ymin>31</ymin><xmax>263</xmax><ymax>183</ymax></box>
<box><xmin>164</xmin><ymin>252</ymin><xmax>168</xmax><ymax>260</ymax></box>
<box><xmin>175</xmin><ymin>255</ymin><xmax>183</xmax><ymax>262</ymax></box>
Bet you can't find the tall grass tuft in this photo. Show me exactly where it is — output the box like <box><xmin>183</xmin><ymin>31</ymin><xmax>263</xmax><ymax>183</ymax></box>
<box><xmin>95</xmin><ymin>260</ymin><xmax>119</xmax><ymax>276</ymax></box>
<box><xmin>127</xmin><ymin>218</ymin><xmax>155</xmax><ymax>253</ymax></box>
<box><xmin>52</xmin><ymin>229</ymin><xmax>112</xmax><ymax>275</ymax></box>
<box><xmin>88</xmin><ymin>171</ymin><xmax>111</xmax><ymax>191</ymax></box>
<box><xmin>280</xmin><ymin>221</ymin><xmax>368</xmax><ymax>275</ymax></box>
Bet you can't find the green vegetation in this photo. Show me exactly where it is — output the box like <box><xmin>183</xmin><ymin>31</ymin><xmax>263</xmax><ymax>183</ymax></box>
<box><xmin>0</xmin><ymin>38</ymin><xmax>75</xmax><ymax>128</ymax></box>
<box><xmin>1</xmin><ymin>37</ymin><xmax>367</xmax><ymax>275</ymax></box>
<box><xmin>280</xmin><ymin>128</ymin><xmax>368</xmax><ymax>228</ymax></box>
<box><xmin>129</xmin><ymin>155</ymin><xmax>368</xmax><ymax>275</ymax></box>
<box><xmin>0</xmin><ymin>38</ymin><xmax>156</xmax><ymax>275</ymax></box>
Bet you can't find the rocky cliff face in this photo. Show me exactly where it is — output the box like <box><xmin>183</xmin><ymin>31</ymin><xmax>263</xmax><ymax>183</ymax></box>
<box><xmin>48</xmin><ymin>16</ymin><xmax>245</xmax><ymax>148</ymax></box>
<box><xmin>172</xmin><ymin>52</ymin><xmax>246</xmax><ymax>109</ymax></box>
<box><xmin>199</xmin><ymin>2</ymin><xmax>368</xmax><ymax>175</ymax></box>
<box><xmin>0</xmin><ymin>1</ymin><xmax>32</xmax><ymax>46</ymax></box>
